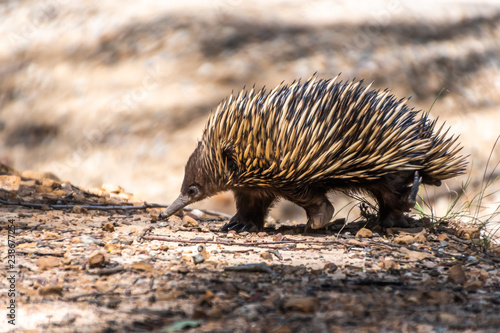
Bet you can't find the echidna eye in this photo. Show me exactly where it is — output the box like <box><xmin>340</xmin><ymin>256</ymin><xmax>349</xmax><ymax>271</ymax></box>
<box><xmin>187</xmin><ymin>186</ymin><xmax>198</xmax><ymax>197</ymax></box>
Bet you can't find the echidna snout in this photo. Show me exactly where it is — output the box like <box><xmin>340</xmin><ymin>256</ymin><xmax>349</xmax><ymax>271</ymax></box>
<box><xmin>159</xmin><ymin>143</ymin><xmax>218</xmax><ymax>220</ymax></box>
<box><xmin>158</xmin><ymin>75</ymin><xmax>467</xmax><ymax>232</ymax></box>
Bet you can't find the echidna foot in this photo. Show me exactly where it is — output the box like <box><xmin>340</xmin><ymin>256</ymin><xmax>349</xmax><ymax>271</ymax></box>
<box><xmin>304</xmin><ymin>197</ymin><xmax>335</xmax><ymax>231</ymax></box>
<box><xmin>381</xmin><ymin>214</ymin><xmax>412</xmax><ymax>228</ymax></box>
<box><xmin>220</xmin><ymin>219</ymin><xmax>260</xmax><ymax>233</ymax></box>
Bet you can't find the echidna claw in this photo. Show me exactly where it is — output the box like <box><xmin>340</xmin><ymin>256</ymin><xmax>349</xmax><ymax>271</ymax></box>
<box><xmin>220</xmin><ymin>220</ymin><xmax>259</xmax><ymax>233</ymax></box>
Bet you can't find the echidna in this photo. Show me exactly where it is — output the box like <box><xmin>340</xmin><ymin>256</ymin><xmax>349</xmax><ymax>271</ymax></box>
<box><xmin>158</xmin><ymin>75</ymin><xmax>467</xmax><ymax>232</ymax></box>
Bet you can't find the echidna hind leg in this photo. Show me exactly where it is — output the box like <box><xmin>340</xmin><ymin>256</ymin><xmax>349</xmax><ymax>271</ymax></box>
<box><xmin>220</xmin><ymin>189</ymin><xmax>276</xmax><ymax>232</ymax></box>
<box><xmin>371</xmin><ymin>171</ymin><xmax>421</xmax><ymax>228</ymax></box>
<box><xmin>286</xmin><ymin>193</ymin><xmax>334</xmax><ymax>231</ymax></box>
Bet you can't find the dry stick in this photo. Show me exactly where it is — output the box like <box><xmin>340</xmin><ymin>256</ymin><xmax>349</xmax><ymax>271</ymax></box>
<box><xmin>141</xmin><ymin>235</ymin><xmax>349</xmax><ymax>247</ymax></box>
<box><xmin>16</xmin><ymin>250</ymin><xmax>65</xmax><ymax>257</ymax></box>
<box><xmin>0</xmin><ymin>199</ymin><xmax>230</xmax><ymax>218</ymax></box>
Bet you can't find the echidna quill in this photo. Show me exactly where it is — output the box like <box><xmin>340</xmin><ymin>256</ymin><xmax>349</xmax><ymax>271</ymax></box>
<box><xmin>158</xmin><ymin>75</ymin><xmax>467</xmax><ymax>232</ymax></box>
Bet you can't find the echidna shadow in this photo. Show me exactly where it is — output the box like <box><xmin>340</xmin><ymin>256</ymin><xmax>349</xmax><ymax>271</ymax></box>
<box><xmin>158</xmin><ymin>75</ymin><xmax>467</xmax><ymax>232</ymax></box>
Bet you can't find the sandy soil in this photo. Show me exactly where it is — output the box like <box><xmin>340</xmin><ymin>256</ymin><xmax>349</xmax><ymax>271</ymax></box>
<box><xmin>0</xmin><ymin>170</ymin><xmax>499</xmax><ymax>332</ymax></box>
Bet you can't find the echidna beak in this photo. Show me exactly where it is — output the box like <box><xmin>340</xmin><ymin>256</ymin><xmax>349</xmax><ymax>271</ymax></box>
<box><xmin>158</xmin><ymin>194</ymin><xmax>190</xmax><ymax>220</ymax></box>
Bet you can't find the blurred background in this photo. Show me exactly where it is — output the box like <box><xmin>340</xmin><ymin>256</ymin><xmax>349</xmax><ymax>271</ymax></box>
<box><xmin>1</xmin><ymin>0</ymin><xmax>499</xmax><ymax>227</ymax></box>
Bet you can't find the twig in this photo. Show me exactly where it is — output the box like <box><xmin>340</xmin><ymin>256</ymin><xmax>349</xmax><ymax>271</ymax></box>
<box><xmin>16</xmin><ymin>250</ymin><xmax>65</xmax><ymax>257</ymax></box>
<box><xmin>66</xmin><ymin>292</ymin><xmax>121</xmax><ymax>302</ymax></box>
<box><xmin>88</xmin><ymin>266</ymin><xmax>125</xmax><ymax>276</ymax></box>
<box><xmin>141</xmin><ymin>235</ymin><xmax>348</xmax><ymax>247</ymax></box>
<box><xmin>224</xmin><ymin>263</ymin><xmax>277</xmax><ymax>278</ymax></box>
<box><xmin>0</xmin><ymin>199</ymin><xmax>230</xmax><ymax>218</ymax></box>
<box><xmin>0</xmin><ymin>199</ymin><xmax>164</xmax><ymax>210</ymax></box>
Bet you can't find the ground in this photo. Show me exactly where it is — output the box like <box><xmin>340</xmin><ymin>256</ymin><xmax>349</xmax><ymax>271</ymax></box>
<box><xmin>1</xmin><ymin>169</ymin><xmax>500</xmax><ymax>332</ymax></box>
<box><xmin>1</xmin><ymin>1</ymin><xmax>500</xmax><ymax>332</ymax></box>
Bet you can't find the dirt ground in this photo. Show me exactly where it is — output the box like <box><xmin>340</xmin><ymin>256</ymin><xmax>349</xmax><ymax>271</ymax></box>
<box><xmin>1</xmin><ymin>169</ymin><xmax>500</xmax><ymax>333</ymax></box>
<box><xmin>1</xmin><ymin>165</ymin><xmax>500</xmax><ymax>333</ymax></box>
<box><xmin>1</xmin><ymin>1</ymin><xmax>500</xmax><ymax>332</ymax></box>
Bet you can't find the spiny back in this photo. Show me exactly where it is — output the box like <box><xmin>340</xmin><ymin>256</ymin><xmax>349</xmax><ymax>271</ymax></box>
<box><xmin>200</xmin><ymin>76</ymin><xmax>467</xmax><ymax>188</ymax></box>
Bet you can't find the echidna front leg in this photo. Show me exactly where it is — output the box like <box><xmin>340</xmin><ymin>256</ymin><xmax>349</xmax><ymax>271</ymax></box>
<box><xmin>220</xmin><ymin>189</ymin><xmax>276</xmax><ymax>232</ymax></box>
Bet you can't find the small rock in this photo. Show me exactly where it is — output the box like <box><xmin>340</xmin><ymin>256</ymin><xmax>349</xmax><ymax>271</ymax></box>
<box><xmin>436</xmin><ymin>233</ymin><xmax>448</xmax><ymax>241</ymax></box>
<box><xmin>182</xmin><ymin>215</ymin><xmax>199</xmax><ymax>228</ymax></box>
<box><xmin>149</xmin><ymin>250</ymin><xmax>160</xmax><ymax>257</ymax></box>
<box><xmin>39</xmin><ymin>285</ymin><xmax>63</xmax><ymax>296</ymax></box>
<box><xmin>448</xmin><ymin>263</ymin><xmax>467</xmax><ymax>284</ymax></box>
<box><xmin>283</xmin><ymin>296</ymin><xmax>318</xmax><ymax>313</ymax></box>
<box><xmin>80</xmin><ymin>235</ymin><xmax>101</xmax><ymax>244</ymax></box>
<box><xmin>190</xmin><ymin>209</ymin><xmax>206</xmax><ymax>218</ymax></box>
<box><xmin>273</xmin><ymin>233</ymin><xmax>284</xmax><ymax>241</ymax></box>
<box><xmin>72</xmin><ymin>205</ymin><xmax>87</xmax><ymax>214</ymax></box>
<box><xmin>393</xmin><ymin>235</ymin><xmax>415</xmax><ymax>245</ymax></box>
<box><xmin>467</xmin><ymin>256</ymin><xmax>478</xmax><ymax>263</ymax></box>
<box><xmin>41</xmin><ymin>178</ymin><xmax>56</xmax><ymax>187</ymax></box>
<box><xmin>347</xmin><ymin>239</ymin><xmax>366</xmax><ymax>246</ymax></box>
<box><xmin>464</xmin><ymin>280</ymin><xmax>484</xmax><ymax>291</ymax></box>
<box><xmin>197</xmin><ymin>245</ymin><xmax>210</xmax><ymax>259</ymax></box>
<box><xmin>413</xmin><ymin>232</ymin><xmax>427</xmax><ymax>243</ymax></box>
<box><xmin>260</xmin><ymin>252</ymin><xmax>273</xmax><ymax>261</ymax></box>
<box><xmin>102</xmin><ymin>222</ymin><xmax>115</xmax><ymax>232</ymax></box>
<box><xmin>192</xmin><ymin>253</ymin><xmax>205</xmax><ymax>265</ymax></box>
<box><xmin>100</xmin><ymin>183</ymin><xmax>124</xmax><ymax>194</ymax></box>
<box><xmin>130</xmin><ymin>261</ymin><xmax>153</xmax><ymax>271</ymax></box>
<box><xmin>72</xmin><ymin>193</ymin><xmax>86</xmax><ymax>201</ymax></box>
<box><xmin>355</xmin><ymin>228</ymin><xmax>372</xmax><ymax>238</ymax></box>
<box><xmin>104</xmin><ymin>243</ymin><xmax>122</xmax><ymax>255</ymax></box>
<box><xmin>0</xmin><ymin>175</ymin><xmax>21</xmax><ymax>191</ymax></box>
<box><xmin>379</xmin><ymin>260</ymin><xmax>400</xmax><ymax>270</ymax></box>
<box><xmin>88</xmin><ymin>252</ymin><xmax>107</xmax><ymax>268</ymax></box>
<box><xmin>178</xmin><ymin>266</ymin><xmax>190</xmax><ymax>274</ymax></box>
<box><xmin>36</xmin><ymin>257</ymin><xmax>60</xmax><ymax>270</ymax></box>
<box><xmin>257</xmin><ymin>232</ymin><xmax>268</xmax><ymax>237</ymax></box>
<box><xmin>44</xmin><ymin>231</ymin><xmax>59</xmax><ymax>239</ymax></box>
<box><xmin>324</xmin><ymin>262</ymin><xmax>338</xmax><ymax>273</ymax></box>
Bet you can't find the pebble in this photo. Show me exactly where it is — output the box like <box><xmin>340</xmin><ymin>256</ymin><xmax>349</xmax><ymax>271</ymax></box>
<box><xmin>192</xmin><ymin>253</ymin><xmax>205</xmax><ymax>264</ymax></box>
<box><xmin>88</xmin><ymin>252</ymin><xmax>107</xmax><ymax>268</ymax></box>
<box><xmin>355</xmin><ymin>228</ymin><xmax>373</xmax><ymax>238</ymax></box>
<box><xmin>149</xmin><ymin>250</ymin><xmax>160</xmax><ymax>257</ymax></box>
<box><xmin>36</xmin><ymin>257</ymin><xmax>61</xmax><ymax>270</ymax></box>
<box><xmin>38</xmin><ymin>285</ymin><xmax>64</xmax><ymax>296</ymax></box>
<box><xmin>190</xmin><ymin>209</ymin><xmax>206</xmax><ymax>218</ymax></box>
<box><xmin>72</xmin><ymin>205</ymin><xmax>87</xmax><ymax>214</ymax></box>
<box><xmin>102</xmin><ymin>222</ymin><xmax>115</xmax><ymax>232</ymax></box>
<box><xmin>448</xmin><ymin>263</ymin><xmax>467</xmax><ymax>284</ymax></box>
<box><xmin>283</xmin><ymin>296</ymin><xmax>318</xmax><ymax>313</ymax></box>
<box><xmin>466</xmin><ymin>256</ymin><xmax>478</xmax><ymax>262</ymax></box>
<box><xmin>393</xmin><ymin>235</ymin><xmax>415</xmax><ymax>245</ymax></box>
<box><xmin>182</xmin><ymin>215</ymin><xmax>199</xmax><ymax>228</ymax></box>
<box><xmin>100</xmin><ymin>183</ymin><xmax>124</xmax><ymax>194</ymax></box>
<box><xmin>130</xmin><ymin>262</ymin><xmax>153</xmax><ymax>271</ymax></box>
<box><xmin>260</xmin><ymin>252</ymin><xmax>273</xmax><ymax>261</ymax></box>
<box><xmin>0</xmin><ymin>175</ymin><xmax>21</xmax><ymax>191</ymax></box>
